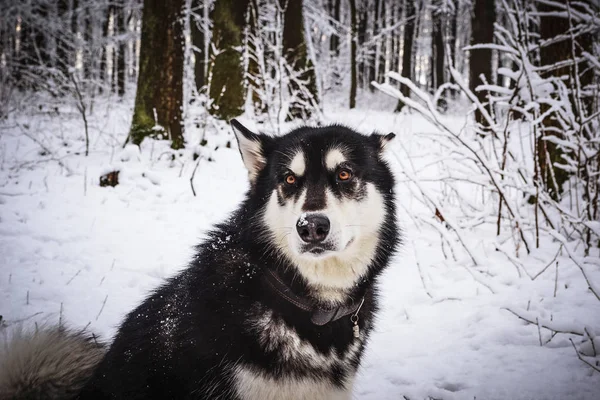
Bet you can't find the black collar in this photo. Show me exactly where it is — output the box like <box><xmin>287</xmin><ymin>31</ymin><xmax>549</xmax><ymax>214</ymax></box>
<box><xmin>262</xmin><ymin>268</ymin><xmax>364</xmax><ymax>326</ymax></box>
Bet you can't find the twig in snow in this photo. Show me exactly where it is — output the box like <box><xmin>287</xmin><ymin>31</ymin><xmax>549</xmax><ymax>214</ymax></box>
<box><xmin>190</xmin><ymin>156</ymin><xmax>202</xmax><ymax>197</ymax></box>
<box><xmin>96</xmin><ymin>295</ymin><xmax>108</xmax><ymax>321</ymax></box>
<box><xmin>413</xmin><ymin>242</ymin><xmax>432</xmax><ymax>299</ymax></box>
<box><xmin>569</xmin><ymin>338</ymin><xmax>600</xmax><ymax>374</ymax></box>
<box><xmin>69</xmin><ymin>72</ymin><xmax>89</xmax><ymax>156</ymax></box>
<box><xmin>532</xmin><ymin>245</ymin><xmax>562</xmax><ymax>280</ymax></box>
<box><xmin>554</xmin><ymin>262</ymin><xmax>559</xmax><ymax>298</ymax></box>
<box><xmin>26</xmin><ymin>290</ymin><xmax>29</xmax><ymax>305</ymax></box>
<box><xmin>495</xmin><ymin>246</ymin><xmax>528</xmax><ymax>279</ymax></box>
<box><xmin>536</xmin><ymin>317</ymin><xmax>543</xmax><ymax>346</ymax></box>
<box><xmin>66</xmin><ymin>268</ymin><xmax>82</xmax><ymax>285</ymax></box>
<box><xmin>503</xmin><ymin>308</ymin><xmax>583</xmax><ymax>336</ymax></box>
<box><xmin>59</xmin><ymin>302</ymin><xmax>63</xmax><ymax>327</ymax></box>
<box><xmin>547</xmin><ymin>230</ymin><xmax>600</xmax><ymax>302</ymax></box>
<box><xmin>544</xmin><ymin>331</ymin><xmax>558</xmax><ymax>345</ymax></box>
<box><xmin>584</xmin><ymin>327</ymin><xmax>597</xmax><ymax>357</ymax></box>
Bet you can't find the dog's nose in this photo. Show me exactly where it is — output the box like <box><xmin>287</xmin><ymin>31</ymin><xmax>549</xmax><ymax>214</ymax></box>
<box><xmin>297</xmin><ymin>214</ymin><xmax>330</xmax><ymax>243</ymax></box>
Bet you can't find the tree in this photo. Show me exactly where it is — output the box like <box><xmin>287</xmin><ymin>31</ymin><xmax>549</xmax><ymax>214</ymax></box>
<box><xmin>329</xmin><ymin>0</ymin><xmax>341</xmax><ymax>56</ymax></box>
<box><xmin>281</xmin><ymin>0</ymin><xmax>319</xmax><ymax>119</ymax></box>
<box><xmin>349</xmin><ymin>0</ymin><xmax>357</xmax><ymax>109</ymax></box>
<box><xmin>536</xmin><ymin>0</ymin><xmax>595</xmax><ymax>198</ymax></box>
<box><xmin>208</xmin><ymin>0</ymin><xmax>249</xmax><ymax>120</ymax></box>
<box><xmin>431</xmin><ymin>0</ymin><xmax>448</xmax><ymax>110</ymax></box>
<box><xmin>116</xmin><ymin>1</ymin><xmax>127</xmax><ymax>96</ymax></box>
<box><xmin>130</xmin><ymin>0</ymin><xmax>185</xmax><ymax>149</ymax></box>
<box><xmin>431</xmin><ymin>2</ymin><xmax>445</xmax><ymax>91</ymax></box>
<box><xmin>395</xmin><ymin>0</ymin><xmax>416</xmax><ymax>112</ymax></box>
<box><xmin>469</xmin><ymin>0</ymin><xmax>495</xmax><ymax>125</ymax></box>
<box><xmin>190</xmin><ymin>0</ymin><xmax>208</xmax><ymax>93</ymax></box>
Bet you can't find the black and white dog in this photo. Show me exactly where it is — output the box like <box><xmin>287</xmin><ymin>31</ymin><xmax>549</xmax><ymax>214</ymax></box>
<box><xmin>0</xmin><ymin>120</ymin><xmax>400</xmax><ymax>400</ymax></box>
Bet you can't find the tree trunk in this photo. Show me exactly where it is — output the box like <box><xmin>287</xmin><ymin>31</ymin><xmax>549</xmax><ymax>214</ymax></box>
<box><xmin>537</xmin><ymin>1</ymin><xmax>593</xmax><ymax>198</ymax></box>
<box><xmin>208</xmin><ymin>0</ymin><xmax>249</xmax><ymax>120</ymax></box>
<box><xmin>56</xmin><ymin>0</ymin><xmax>70</xmax><ymax>79</ymax></box>
<box><xmin>116</xmin><ymin>3</ymin><xmax>127</xmax><ymax>96</ymax></box>
<box><xmin>378</xmin><ymin>0</ymin><xmax>387</xmax><ymax>83</ymax></box>
<box><xmin>395</xmin><ymin>0</ymin><xmax>415</xmax><ymax>112</ymax></box>
<box><xmin>329</xmin><ymin>0</ymin><xmax>341</xmax><ymax>56</ymax></box>
<box><xmin>190</xmin><ymin>0</ymin><xmax>206</xmax><ymax>93</ymax></box>
<box><xmin>130</xmin><ymin>0</ymin><xmax>185</xmax><ymax>149</ymax></box>
<box><xmin>99</xmin><ymin>4</ymin><xmax>113</xmax><ymax>94</ymax></box>
<box><xmin>349</xmin><ymin>0</ymin><xmax>357</xmax><ymax>109</ymax></box>
<box><xmin>368</xmin><ymin>0</ymin><xmax>381</xmax><ymax>89</ymax></box>
<box><xmin>356</xmin><ymin>5</ymin><xmax>367</xmax><ymax>88</ymax></box>
<box><xmin>469</xmin><ymin>0</ymin><xmax>495</xmax><ymax>125</ymax></box>
<box><xmin>448</xmin><ymin>0</ymin><xmax>459</xmax><ymax>99</ymax></box>
<box><xmin>247</xmin><ymin>0</ymin><xmax>267</xmax><ymax>114</ymax></box>
<box><xmin>431</xmin><ymin>2</ymin><xmax>446</xmax><ymax>112</ymax></box>
<box><xmin>281</xmin><ymin>0</ymin><xmax>319</xmax><ymax>120</ymax></box>
<box><xmin>431</xmin><ymin>7</ymin><xmax>444</xmax><ymax>89</ymax></box>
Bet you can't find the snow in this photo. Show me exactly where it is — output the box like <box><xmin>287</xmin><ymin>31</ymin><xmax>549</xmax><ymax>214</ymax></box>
<box><xmin>1</xmin><ymin>92</ymin><xmax>599</xmax><ymax>399</ymax></box>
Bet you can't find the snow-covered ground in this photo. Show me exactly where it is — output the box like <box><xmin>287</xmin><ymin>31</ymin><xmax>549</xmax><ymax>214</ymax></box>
<box><xmin>1</xmin><ymin>93</ymin><xmax>599</xmax><ymax>399</ymax></box>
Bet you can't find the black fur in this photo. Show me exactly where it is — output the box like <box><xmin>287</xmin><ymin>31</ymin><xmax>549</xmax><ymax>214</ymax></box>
<box><xmin>79</xmin><ymin>123</ymin><xmax>400</xmax><ymax>399</ymax></box>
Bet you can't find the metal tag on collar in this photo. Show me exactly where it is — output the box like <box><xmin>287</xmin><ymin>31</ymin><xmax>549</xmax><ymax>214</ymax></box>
<box><xmin>351</xmin><ymin>297</ymin><xmax>365</xmax><ymax>339</ymax></box>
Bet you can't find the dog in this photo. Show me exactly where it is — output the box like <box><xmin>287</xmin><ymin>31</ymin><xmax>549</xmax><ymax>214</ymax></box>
<box><xmin>0</xmin><ymin>120</ymin><xmax>399</xmax><ymax>399</ymax></box>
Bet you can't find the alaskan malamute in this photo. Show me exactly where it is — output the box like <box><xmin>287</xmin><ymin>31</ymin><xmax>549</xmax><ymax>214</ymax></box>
<box><xmin>0</xmin><ymin>120</ymin><xmax>400</xmax><ymax>399</ymax></box>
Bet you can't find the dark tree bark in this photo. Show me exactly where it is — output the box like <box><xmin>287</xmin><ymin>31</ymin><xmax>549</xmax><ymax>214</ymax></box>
<box><xmin>130</xmin><ymin>0</ymin><xmax>185</xmax><ymax>149</ymax></box>
<box><xmin>281</xmin><ymin>0</ymin><xmax>319</xmax><ymax>119</ymax></box>
<box><xmin>537</xmin><ymin>1</ymin><xmax>594</xmax><ymax>198</ymax></box>
<box><xmin>247</xmin><ymin>0</ymin><xmax>268</xmax><ymax>114</ymax></box>
<box><xmin>377</xmin><ymin>0</ymin><xmax>387</xmax><ymax>82</ymax></box>
<box><xmin>82</xmin><ymin>5</ymin><xmax>92</xmax><ymax>80</ymax></box>
<box><xmin>329</xmin><ymin>0</ymin><xmax>341</xmax><ymax>56</ymax></box>
<box><xmin>190</xmin><ymin>0</ymin><xmax>206</xmax><ymax>93</ymax></box>
<box><xmin>349</xmin><ymin>0</ymin><xmax>357</xmax><ymax>109</ymax></box>
<box><xmin>368</xmin><ymin>0</ymin><xmax>381</xmax><ymax>89</ymax></box>
<box><xmin>99</xmin><ymin>4</ymin><xmax>113</xmax><ymax>93</ymax></box>
<box><xmin>356</xmin><ymin>5</ymin><xmax>367</xmax><ymax>88</ymax></box>
<box><xmin>469</xmin><ymin>0</ymin><xmax>495</xmax><ymax>125</ymax></box>
<box><xmin>116</xmin><ymin>2</ymin><xmax>127</xmax><ymax>96</ymax></box>
<box><xmin>395</xmin><ymin>0</ymin><xmax>416</xmax><ymax>112</ymax></box>
<box><xmin>448</xmin><ymin>0</ymin><xmax>459</xmax><ymax>98</ymax></box>
<box><xmin>431</xmin><ymin>2</ymin><xmax>446</xmax><ymax>105</ymax></box>
<box><xmin>208</xmin><ymin>0</ymin><xmax>249</xmax><ymax>120</ymax></box>
<box><xmin>56</xmin><ymin>0</ymin><xmax>70</xmax><ymax>78</ymax></box>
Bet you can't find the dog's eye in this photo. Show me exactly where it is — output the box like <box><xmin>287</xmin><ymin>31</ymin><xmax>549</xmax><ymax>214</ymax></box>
<box><xmin>285</xmin><ymin>174</ymin><xmax>296</xmax><ymax>185</ymax></box>
<box><xmin>337</xmin><ymin>169</ymin><xmax>352</xmax><ymax>181</ymax></box>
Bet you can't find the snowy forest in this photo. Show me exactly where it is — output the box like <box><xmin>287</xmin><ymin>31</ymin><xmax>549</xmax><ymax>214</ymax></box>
<box><xmin>1</xmin><ymin>0</ymin><xmax>600</xmax><ymax>398</ymax></box>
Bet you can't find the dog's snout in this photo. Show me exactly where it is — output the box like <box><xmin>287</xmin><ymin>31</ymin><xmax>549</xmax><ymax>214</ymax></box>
<box><xmin>297</xmin><ymin>214</ymin><xmax>330</xmax><ymax>243</ymax></box>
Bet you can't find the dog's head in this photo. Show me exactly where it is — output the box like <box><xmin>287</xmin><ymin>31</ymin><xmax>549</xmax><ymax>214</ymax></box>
<box><xmin>232</xmin><ymin>120</ymin><xmax>397</xmax><ymax>297</ymax></box>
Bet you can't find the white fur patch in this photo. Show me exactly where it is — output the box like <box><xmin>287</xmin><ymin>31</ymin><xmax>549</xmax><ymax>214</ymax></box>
<box><xmin>234</xmin><ymin>132</ymin><xmax>265</xmax><ymax>183</ymax></box>
<box><xmin>263</xmin><ymin>183</ymin><xmax>386</xmax><ymax>303</ymax></box>
<box><xmin>251</xmin><ymin>309</ymin><xmax>362</xmax><ymax>367</ymax></box>
<box><xmin>236</xmin><ymin>309</ymin><xmax>361</xmax><ymax>399</ymax></box>
<box><xmin>289</xmin><ymin>152</ymin><xmax>306</xmax><ymax>176</ymax></box>
<box><xmin>325</xmin><ymin>148</ymin><xmax>346</xmax><ymax>170</ymax></box>
<box><xmin>234</xmin><ymin>365</ymin><xmax>353</xmax><ymax>400</ymax></box>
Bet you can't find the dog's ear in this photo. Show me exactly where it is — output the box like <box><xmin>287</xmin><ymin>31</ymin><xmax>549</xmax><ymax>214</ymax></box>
<box><xmin>231</xmin><ymin>119</ymin><xmax>268</xmax><ymax>184</ymax></box>
<box><xmin>373</xmin><ymin>132</ymin><xmax>396</xmax><ymax>152</ymax></box>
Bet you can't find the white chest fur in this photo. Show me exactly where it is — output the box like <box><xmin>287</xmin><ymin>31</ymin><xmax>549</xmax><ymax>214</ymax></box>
<box><xmin>234</xmin><ymin>366</ymin><xmax>353</xmax><ymax>400</ymax></box>
<box><xmin>234</xmin><ymin>309</ymin><xmax>361</xmax><ymax>400</ymax></box>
